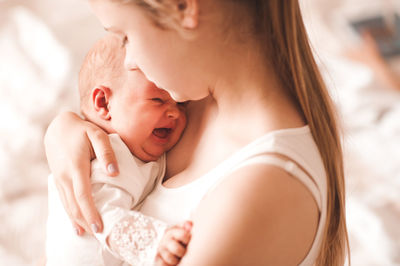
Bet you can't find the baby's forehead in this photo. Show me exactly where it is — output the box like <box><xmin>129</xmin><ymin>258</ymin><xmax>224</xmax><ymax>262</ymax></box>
<box><xmin>118</xmin><ymin>70</ymin><xmax>174</xmax><ymax>100</ymax></box>
<box><xmin>139</xmin><ymin>84</ymin><xmax>172</xmax><ymax>98</ymax></box>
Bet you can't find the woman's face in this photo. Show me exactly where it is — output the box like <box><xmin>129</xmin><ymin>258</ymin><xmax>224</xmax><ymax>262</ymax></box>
<box><xmin>90</xmin><ymin>0</ymin><xmax>210</xmax><ymax>102</ymax></box>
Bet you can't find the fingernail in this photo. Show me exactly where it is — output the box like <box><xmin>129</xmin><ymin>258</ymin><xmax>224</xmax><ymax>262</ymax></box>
<box><xmin>107</xmin><ymin>163</ymin><xmax>118</xmax><ymax>174</ymax></box>
<box><xmin>91</xmin><ymin>223</ymin><xmax>99</xmax><ymax>233</ymax></box>
<box><xmin>74</xmin><ymin>227</ymin><xmax>80</xmax><ymax>236</ymax></box>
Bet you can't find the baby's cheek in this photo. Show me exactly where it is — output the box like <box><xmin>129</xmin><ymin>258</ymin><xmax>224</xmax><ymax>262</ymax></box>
<box><xmin>179</xmin><ymin>116</ymin><xmax>188</xmax><ymax>135</ymax></box>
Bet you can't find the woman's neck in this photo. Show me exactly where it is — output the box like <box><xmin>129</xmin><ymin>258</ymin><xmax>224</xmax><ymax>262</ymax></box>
<box><xmin>208</xmin><ymin>46</ymin><xmax>306</xmax><ymax>146</ymax></box>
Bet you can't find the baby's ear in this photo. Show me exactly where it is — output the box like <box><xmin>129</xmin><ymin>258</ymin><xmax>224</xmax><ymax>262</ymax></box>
<box><xmin>91</xmin><ymin>86</ymin><xmax>112</xmax><ymax>120</ymax></box>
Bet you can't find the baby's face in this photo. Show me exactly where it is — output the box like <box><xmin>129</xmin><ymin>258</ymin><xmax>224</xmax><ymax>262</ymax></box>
<box><xmin>109</xmin><ymin>69</ymin><xmax>187</xmax><ymax>162</ymax></box>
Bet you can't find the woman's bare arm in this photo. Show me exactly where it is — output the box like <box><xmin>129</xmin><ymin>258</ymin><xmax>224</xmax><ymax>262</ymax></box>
<box><xmin>44</xmin><ymin>111</ymin><xmax>119</xmax><ymax>234</ymax></box>
<box><xmin>180</xmin><ymin>164</ymin><xmax>319</xmax><ymax>265</ymax></box>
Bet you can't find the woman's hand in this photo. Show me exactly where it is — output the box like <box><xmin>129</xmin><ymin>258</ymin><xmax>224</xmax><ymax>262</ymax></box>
<box><xmin>44</xmin><ymin>111</ymin><xmax>119</xmax><ymax>235</ymax></box>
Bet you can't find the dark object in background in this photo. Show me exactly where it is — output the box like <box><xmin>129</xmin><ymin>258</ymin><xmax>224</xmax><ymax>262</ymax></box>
<box><xmin>350</xmin><ymin>13</ymin><xmax>400</xmax><ymax>58</ymax></box>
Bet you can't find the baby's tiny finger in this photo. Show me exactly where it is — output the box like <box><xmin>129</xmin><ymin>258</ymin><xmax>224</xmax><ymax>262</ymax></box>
<box><xmin>167</xmin><ymin>240</ymin><xmax>186</xmax><ymax>258</ymax></box>
<box><xmin>154</xmin><ymin>254</ymin><xmax>172</xmax><ymax>266</ymax></box>
<box><xmin>171</xmin><ymin>228</ymin><xmax>191</xmax><ymax>245</ymax></box>
<box><xmin>183</xmin><ymin>221</ymin><xmax>193</xmax><ymax>232</ymax></box>
<box><xmin>159</xmin><ymin>247</ymin><xmax>180</xmax><ymax>265</ymax></box>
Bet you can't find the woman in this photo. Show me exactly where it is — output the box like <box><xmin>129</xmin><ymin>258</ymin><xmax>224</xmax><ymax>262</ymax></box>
<box><xmin>45</xmin><ymin>0</ymin><xmax>349</xmax><ymax>264</ymax></box>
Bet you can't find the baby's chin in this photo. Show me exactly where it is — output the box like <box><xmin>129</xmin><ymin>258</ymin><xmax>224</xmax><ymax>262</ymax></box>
<box><xmin>124</xmin><ymin>143</ymin><xmax>161</xmax><ymax>163</ymax></box>
<box><xmin>137</xmin><ymin>147</ymin><xmax>167</xmax><ymax>163</ymax></box>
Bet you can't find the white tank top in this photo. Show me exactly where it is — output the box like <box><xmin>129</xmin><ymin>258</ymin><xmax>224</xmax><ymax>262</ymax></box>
<box><xmin>140</xmin><ymin>125</ymin><xmax>327</xmax><ymax>265</ymax></box>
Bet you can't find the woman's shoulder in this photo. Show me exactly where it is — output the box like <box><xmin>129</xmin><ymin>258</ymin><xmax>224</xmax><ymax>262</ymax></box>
<box><xmin>183</xmin><ymin>162</ymin><xmax>319</xmax><ymax>265</ymax></box>
<box><xmin>181</xmin><ymin>125</ymin><xmax>324</xmax><ymax>264</ymax></box>
<box><xmin>200</xmin><ymin>157</ymin><xmax>320</xmax><ymax>213</ymax></box>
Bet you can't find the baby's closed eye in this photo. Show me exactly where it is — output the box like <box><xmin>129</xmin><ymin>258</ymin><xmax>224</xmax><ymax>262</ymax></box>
<box><xmin>151</xmin><ymin>98</ymin><xmax>165</xmax><ymax>103</ymax></box>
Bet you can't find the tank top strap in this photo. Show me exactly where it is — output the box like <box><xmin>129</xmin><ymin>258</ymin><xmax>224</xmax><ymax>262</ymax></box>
<box><xmin>202</xmin><ymin>155</ymin><xmax>322</xmax><ymax>211</ymax></box>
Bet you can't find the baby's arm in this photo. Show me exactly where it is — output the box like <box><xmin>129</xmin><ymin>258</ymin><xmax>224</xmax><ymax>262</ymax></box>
<box><xmin>91</xmin><ymin>179</ymin><xmax>166</xmax><ymax>265</ymax></box>
<box><xmin>93</xmin><ymin>182</ymin><xmax>192</xmax><ymax>265</ymax></box>
<box><xmin>90</xmin><ymin>134</ymin><xmax>193</xmax><ymax>265</ymax></box>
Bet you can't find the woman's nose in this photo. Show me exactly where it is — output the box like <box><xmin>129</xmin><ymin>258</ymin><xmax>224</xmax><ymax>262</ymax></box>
<box><xmin>124</xmin><ymin>49</ymin><xmax>138</xmax><ymax>71</ymax></box>
<box><xmin>124</xmin><ymin>58</ymin><xmax>138</xmax><ymax>71</ymax></box>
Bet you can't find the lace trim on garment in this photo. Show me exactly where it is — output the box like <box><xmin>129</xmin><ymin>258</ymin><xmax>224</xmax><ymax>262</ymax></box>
<box><xmin>108</xmin><ymin>212</ymin><xmax>168</xmax><ymax>266</ymax></box>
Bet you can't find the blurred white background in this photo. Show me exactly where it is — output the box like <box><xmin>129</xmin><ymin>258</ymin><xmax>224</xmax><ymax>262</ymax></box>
<box><xmin>0</xmin><ymin>0</ymin><xmax>103</xmax><ymax>264</ymax></box>
<box><xmin>0</xmin><ymin>0</ymin><xmax>399</xmax><ymax>265</ymax></box>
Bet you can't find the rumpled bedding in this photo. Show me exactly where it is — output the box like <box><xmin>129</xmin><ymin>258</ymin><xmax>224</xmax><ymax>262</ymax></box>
<box><xmin>0</xmin><ymin>0</ymin><xmax>398</xmax><ymax>265</ymax></box>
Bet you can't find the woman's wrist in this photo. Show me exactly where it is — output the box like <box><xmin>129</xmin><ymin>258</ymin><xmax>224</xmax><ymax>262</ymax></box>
<box><xmin>45</xmin><ymin>112</ymin><xmax>82</xmax><ymax>145</ymax></box>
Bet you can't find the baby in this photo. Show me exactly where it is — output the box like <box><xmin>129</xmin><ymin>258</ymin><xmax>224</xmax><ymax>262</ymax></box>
<box><xmin>46</xmin><ymin>35</ymin><xmax>189</xmax><ymax>266</ymax></box>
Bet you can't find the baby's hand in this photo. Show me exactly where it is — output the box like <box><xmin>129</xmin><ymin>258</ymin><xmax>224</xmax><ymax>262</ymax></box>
<box><xmin>155</xmin><ymin>221</ymin><xmax>193</xmax><ymax>266</ymax></box>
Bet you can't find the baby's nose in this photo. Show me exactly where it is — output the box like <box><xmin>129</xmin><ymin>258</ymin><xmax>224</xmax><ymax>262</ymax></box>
<box><xmin>166</xmin><ymin>103</ymin><xmax>181</xmax><ymax>119</ymax></box>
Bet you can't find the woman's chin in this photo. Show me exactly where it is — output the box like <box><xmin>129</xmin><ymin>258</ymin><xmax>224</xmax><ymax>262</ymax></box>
<box><xmin>169</xmin><ymin>92</ymin><xmax>186</xmax><ymax>102</ymax></box>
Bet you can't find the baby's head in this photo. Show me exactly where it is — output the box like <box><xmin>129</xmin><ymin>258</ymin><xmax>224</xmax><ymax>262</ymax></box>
<box><xmin>79</xmin><ymin>34</ymin><xmax>187</xmax><ymax>162</ymax></box>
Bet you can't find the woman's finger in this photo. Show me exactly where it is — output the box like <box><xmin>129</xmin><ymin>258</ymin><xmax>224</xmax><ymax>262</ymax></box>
<box><xmin>44</xmin><ymin>112</ymin><xmax>104</xmax><ymax>234</ymax></box>
<box><xmin>72</xmin><ymin>161</ymin><xmax>103</xmax><ymax>234</ymax></box>
<box><xmin>87</xmin><ymin>128</ymin><xmax>119</xmax><ymax>176</ymax></box>
<box><xmin>65</xmin><ymin>193</ymin><xmax>89</xmax><ymax>234</ymax></box>
<box><xmin>57</xmin><ymin>177</ymin><xmax>90</xmax><ymax>233</ymax></box>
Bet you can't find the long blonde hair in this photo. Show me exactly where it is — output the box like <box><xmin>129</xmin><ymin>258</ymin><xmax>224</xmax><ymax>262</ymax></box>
<box><xmin>115</xmin><ymin>0</ymin><xmax>349</xmax><ymax>264</ymax></box>
<box><xmin>257</xmin><ymin>2</ymin><xmax>350</xmax><ymax>265</ymax></box>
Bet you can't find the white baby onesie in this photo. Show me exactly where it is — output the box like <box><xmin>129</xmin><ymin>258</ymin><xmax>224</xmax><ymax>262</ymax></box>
<box><xmin>46</xmin><ymin>134</ymin><xmax>167</xmax><ymax>266</ymax></box>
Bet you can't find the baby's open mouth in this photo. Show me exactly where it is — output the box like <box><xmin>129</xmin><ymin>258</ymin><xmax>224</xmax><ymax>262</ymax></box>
<box><xmin>152</xmin><ymin>128</ymin><xmax>172</xmax><ymax>139</ymax></box>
